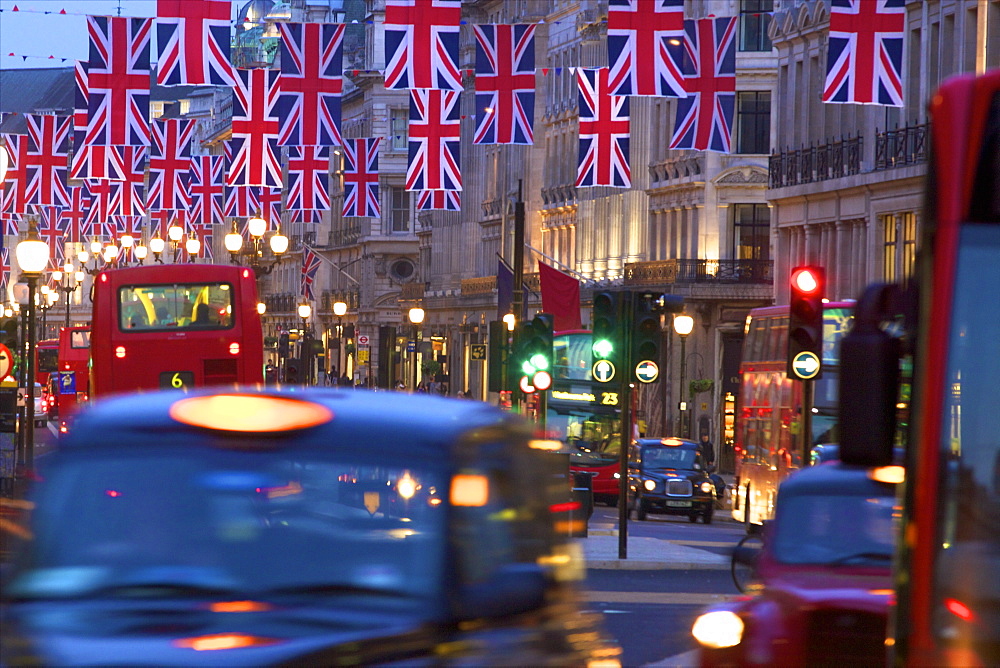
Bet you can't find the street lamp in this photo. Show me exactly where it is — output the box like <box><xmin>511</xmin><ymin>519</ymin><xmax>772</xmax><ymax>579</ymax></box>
<box><xmin>185</xmin><ymin>233</ymin><xmax>201</xmax><ymax>262</ymax></box>
<box><xmin>673</xmin><ymin>314</ymin><xmax>694</xmax><ymax>438</ymax></box>
<box><xmin>52</xmin><ymin>261</ymin><xmax>82</xmax><ymax>329</ymax></box>
<box><xmin>15</xmin><ymin>217</ymin><xmax>50</xmax><ymax>472</ymax></box>
<box><xmin>333</xmin><ymin>300</ymin><xmax>347</xmax><ymax>379</ymax></box>
<box><xmin>224</xmin><ymin>212</ymin><xmax>288</xmax><ymax>274</ymax></box>
<box><xmin>408</xmin><ymin>307</ymin><xmax>425</xmax><ymax>391</ymax></box>
<box><xmin>298</xmin><ymin>300</ymin><xmax>312</xmax><ymax>385</ymax></box>
<box><xmin>149</xmin><ymin>235</ymin><xmax>166</xmax><ymax>263</ymax></box>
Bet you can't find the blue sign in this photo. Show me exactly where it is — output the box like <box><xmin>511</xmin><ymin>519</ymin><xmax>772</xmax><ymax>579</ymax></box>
<box><xmin>407</xmin><ymin>341</ymin><xmax>416</xmax><ymax>352</ymax></box>
<box><xmin>58</xmin><ymin>371</ymin><xmax>76</xmax><ymax>395</ymax></box>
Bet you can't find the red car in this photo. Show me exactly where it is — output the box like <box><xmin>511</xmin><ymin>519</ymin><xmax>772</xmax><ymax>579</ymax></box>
<box><xmin>692</xmin><ymin>461</ymin><xmax>901</xmax><ymax>666</ymax></box>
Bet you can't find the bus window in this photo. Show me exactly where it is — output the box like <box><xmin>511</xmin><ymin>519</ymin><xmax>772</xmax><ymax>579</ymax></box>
<box><xmin>765</xmin><ymin>316</ymin><xmax>785</xmax><ymax>360</ymax></box>
<box><xmin>118</xmin><ymin>283</ymin><xmax>234</xmax><ymax>332</ymax></box>
<box><xmin>747</xmin><ymin>318</ymin><xmax>768</xmax><ymax>362</ymax></box>
<box><xmin>70</xmin><ymin>330</ymin><xmax>90</xmax><ymax>349</ymax></box>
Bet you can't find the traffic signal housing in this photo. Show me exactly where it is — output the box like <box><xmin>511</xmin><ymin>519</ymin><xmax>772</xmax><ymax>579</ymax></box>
<box><xmin>787</xmin><ymin>266</ymin><xmax>825</xmax><ymax>379</ymax></box>
<box><xmin>632</xmin><ymin>299</ymin><xmax>660</xmax><ymax>368</ymax></box>
<box><xmin>591</xmin><ymin>291</ymin><xmax>622</xmax><ymax>374</ymax></box>
<box><xmin>514</xmin><ymin>313</ymin><xmax>554</xmax><ymax>392</ymax></box>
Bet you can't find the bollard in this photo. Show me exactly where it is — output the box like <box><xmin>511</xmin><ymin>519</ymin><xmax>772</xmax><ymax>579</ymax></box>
<box><xmin>570</xmin><ymin>471</ymin><xmax>594</xmax><ymax>538</ymax></box>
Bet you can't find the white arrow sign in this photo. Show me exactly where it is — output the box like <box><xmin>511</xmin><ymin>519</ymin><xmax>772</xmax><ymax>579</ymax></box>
<box><xmin>791</xmin><ymin>351</ymin><xmax>821</xmax><ymax>380</ymax></box>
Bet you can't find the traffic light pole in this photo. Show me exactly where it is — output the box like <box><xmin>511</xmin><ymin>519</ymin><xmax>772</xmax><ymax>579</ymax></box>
<box><xmin>511</xmin><ymin>182</ymin><xmax>525</xmax><ymax>330</ymax></box>
<box><xmin>802</xmin><ymin>379</ymin><xmax>813</xmax><ymax>465</ymax></box>
<box><xmin>617</xmin><ymin>292</ymin><xmax>633</xmax><ymax>560</ymax></box>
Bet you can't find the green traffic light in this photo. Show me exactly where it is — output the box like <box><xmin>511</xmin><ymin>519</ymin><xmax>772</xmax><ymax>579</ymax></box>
<box><xmin>529</xmin><ymin>352</ymin><xmax>549</xmax><ymax>370</ymax></box>
<box><xmin>521</xmin><ymin>360</ymin><xmax>536</xmax><ymax>376</ymax></box>
<box><xmin>593</xmin><ymin>338</ymin><xmax>613</xmax><ymax>358</ymax></box>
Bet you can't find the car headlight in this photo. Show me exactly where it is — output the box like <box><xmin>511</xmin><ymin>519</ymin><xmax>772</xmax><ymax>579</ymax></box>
<box><xmin>691</xmin><ymin>610</ymin><xmax>744</xmax><ymax>649</ymax></box>
<box><xmin>700</xmin><ymin>481</ymin><xmax>714</xmax><ymax>493</ymax></box>
<box><xmin>643</xmin><ymin>479</ymin><xmax>657</xmax><ymax>492</ymax></box>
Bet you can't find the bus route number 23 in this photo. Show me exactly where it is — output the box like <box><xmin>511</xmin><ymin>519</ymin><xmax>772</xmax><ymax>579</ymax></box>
<box><xmin>600</xmin><ymin>392</ymin><xmax>619</xmax><ymax>406</ymax></box>
<box><xmin>159</xmin><ymin>371</ymin><xmax>195</xmax><ymax>391</ymax></box>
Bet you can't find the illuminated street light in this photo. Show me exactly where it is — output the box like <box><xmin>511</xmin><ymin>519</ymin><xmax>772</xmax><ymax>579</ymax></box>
<box><xmin>408</xmin><ymin>307</ymin><xmax>425</xmax><ymax>391</ymax></box>
<box><xmin>15</xmin><ymin>217</ymin><xmax>50</xmax><ymax>472</ymax></box>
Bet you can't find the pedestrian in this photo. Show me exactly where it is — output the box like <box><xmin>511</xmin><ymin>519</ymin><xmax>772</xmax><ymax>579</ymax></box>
<box><xmin>698</xmin><ymin>433</ymin><xmax>716</xmax><ymax>471</ymax></box>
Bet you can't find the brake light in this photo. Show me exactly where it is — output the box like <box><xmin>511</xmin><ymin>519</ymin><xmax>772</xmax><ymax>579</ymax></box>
<box><xmin>173</xmin><ymin>633</ymin><xmax>280</xmax><ymax>651</ymax></box>
<box><xmin>115</xmin><ymin>346</ymin><xmax>126</xmax><ymax>358</ymax></box>
<box><xmin>228</xmin><ymin>342</ymin><xmax>240</xmax><ymax>355</ymax></box>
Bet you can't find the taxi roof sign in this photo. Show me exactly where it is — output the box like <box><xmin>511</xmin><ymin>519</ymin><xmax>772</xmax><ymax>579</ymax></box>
<box><xmin>169</xmin><ymin>395</ymin><xmax>333</xmax><ymax>433</ymax></box>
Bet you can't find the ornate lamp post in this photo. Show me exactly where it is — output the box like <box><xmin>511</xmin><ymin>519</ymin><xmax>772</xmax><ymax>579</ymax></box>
<box><xmin>185</xmin><ymin>233</ymin><xmax>201</xmax><ymax>263</ymax></box>
<box><xmin>15</xmin><ymin>217</ymin><xmax>50</xmax><ymax>471</ymax></box>
<box><xmin>51</xmin><ymin>261</ymin><xmax>82</xmax><ymax>329</ymax></box>
<box><xmin>298</xmin><ymin>300</ymin><xmax>312</xmax><ymax>385</ymax></box>
<box><xmin>332</xmin><ymin>300</ymin><xmax>347</xmax><ymax>380</ymax></box>
<box><xmin>408</xmin><ymin>307</ymin><xmax>425</xmax><ymax>391</ymax></box>
<box><xmin>149</xmin><ymin>235</ymin><xmax>166</xmax><ymax>263</ymax></box>
<box><xmin>673</xmin><ymin>314</ymin><xmax>694</xmax><ymax>438</ymax></box>
<box><xmin>224</xmin><ymin>212</ymin><xmax>288</xmax><ymax>275</ymax></box>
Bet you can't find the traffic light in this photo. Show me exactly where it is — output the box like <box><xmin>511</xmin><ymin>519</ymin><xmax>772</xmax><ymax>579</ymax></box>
<box><xmin>278</xmin><ymin>332</ymin><xmax>289</xmax><ymax>357</ymax></box>
<box><xmin>513</xmin><ymin>313</ymin><xmax>554</xmax><ymax>392</ymax></box>
<box><xmin>592</xmin><ymin>291</ymin><xmax>622</xmax><ymax>373</ymax></box>
<box><xmin>787</xmin><ymin>266</ymin><xmax>825</xmax><ymax>379</ymax></box>
<box><xmin>284</xmin><ymin>359</ymin><xmax>301</xmax><ymax>384</ymax></box>
<box><xmin>632</xmin><ymin>299</ymin><xmax>660</xmax><ymax>367</ymax></box>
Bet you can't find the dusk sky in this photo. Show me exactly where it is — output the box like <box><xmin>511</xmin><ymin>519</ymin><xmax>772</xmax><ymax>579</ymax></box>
<box><xmin>0</xmin><ymin>0</ymin><xmax>233</xmax><ymax>70</ymax></box>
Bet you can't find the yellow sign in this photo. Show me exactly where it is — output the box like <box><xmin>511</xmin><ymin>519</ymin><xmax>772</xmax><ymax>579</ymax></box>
<box><xmin>358</xmin><ymin>349</ymin><xmax>369</xmax><ymax>363</ymax></box>
<box><xmin>364</xmin><ymin>491</ymin><xmax>380</xmax><ymax>515</ymax></box>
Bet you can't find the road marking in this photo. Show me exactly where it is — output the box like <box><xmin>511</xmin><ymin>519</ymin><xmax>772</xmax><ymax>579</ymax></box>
<box><xmin>584</xmin><ymin>592</ymin><xmax>738</xmax><ymax>605</ymax></box>
<box><xmin>645</xmin><ymin>648</ymin><xmax>700</xmax><ymax>667</ymax></box>
<box><xmin>666</xmin><ymin>540</ymin><xmax>737</xmax><ymax>547</ymax></box>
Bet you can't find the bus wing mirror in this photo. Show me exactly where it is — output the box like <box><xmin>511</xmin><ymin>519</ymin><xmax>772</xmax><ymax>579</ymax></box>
<box><xmin>838</xmin><ymin>284</ymin><xmax>902</xmax><ymax>468</ymax></box>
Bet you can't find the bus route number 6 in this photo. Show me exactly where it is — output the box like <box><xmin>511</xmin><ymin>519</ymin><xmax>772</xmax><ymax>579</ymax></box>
<box><xmin>160</xmin><ymin>371</ymin><xmax>195</xmax><ymax>391</ymax></box>
<box><xmin>600</xmin><ymin>392</ymin><xmax>619</xmax><ymax>406</ymax></box>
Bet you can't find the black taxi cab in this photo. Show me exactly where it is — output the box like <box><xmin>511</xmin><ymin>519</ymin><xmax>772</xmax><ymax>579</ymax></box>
<box><xmin>0</xmin><ymin>389</ymin><xmax>621</xmax><ymax>667</ymax></box>
<box><xmin>627</xmin><ymin>437</ymin><xmax>717</xmax><ymax>523</ymax></box>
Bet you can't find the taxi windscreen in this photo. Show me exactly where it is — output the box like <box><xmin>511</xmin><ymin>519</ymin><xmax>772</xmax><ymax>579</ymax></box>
<box><xmin>641</xmin><ymin>446</ymin><xmax>697</xmax><ymax>469</ymax></box>
<box><xmin>13</xmin><ymin>448</ymin><xmax>446</xmax><ymax>603</ymax></box>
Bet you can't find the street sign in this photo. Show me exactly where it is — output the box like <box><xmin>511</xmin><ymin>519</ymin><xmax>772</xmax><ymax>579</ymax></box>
<box><xmin>791</xmin><ymin>351</ymin><xmax>821</xmax><ymax>380</ymax></box>
<box><xmin>592</xmin><ymin>359</ymin><xmax>616</xmax><ymax>383</ymax></box>
<box><xmin>358</xmin><ymin>349</ymin><xmax>369</xmax><ymax>363</ymax></box>
<box><xmin>470</xmin><ymin>344</ymin><xmax>486</xmax><ymax>360</ymax></box>
<box><xmin>407</xmin><ymin>341</ymin><xmax>416</xmax><ymax>352</ymax></box>
<box><xmin>357</xmin><ymin>334</ymin><xmax>370</xmax><ymax>346</ymax></box>
<box><xmin>634</xmin><ymin>360</ymin><xmax>659</xmax><ymax>383</ymax></box>
<box><xmin>0</xmin><ymin>343</ymin><xmax>12</xmax><ymax>380</ymax></box>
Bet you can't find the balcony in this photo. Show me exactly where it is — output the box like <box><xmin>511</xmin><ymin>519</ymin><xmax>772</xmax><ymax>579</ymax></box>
<box><xmin>874</xmin><ymin>122</ymin><xmax>927</xmax><ymax>171</ymax></box>
<box><xmin>322</xmin><ymin>289</ymin><xmax>359</xmax><ymax>312</ymax></box>
<box><xmin>624</xmin><ymin>259</ymin><xmax>773</xmax><ymax>286</ymax></box>
<box><xmin>329</xmin><ymin>224</ymin><xmax>362</xmax><ymax>248</ymax></box>
<box><xmin>769</xmin><ymin>135</ymin><xmax>862</xmax><ymax>188</ymax></box>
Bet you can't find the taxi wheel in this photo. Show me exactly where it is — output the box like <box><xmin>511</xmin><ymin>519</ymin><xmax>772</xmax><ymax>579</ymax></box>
<box><xmin>702</xmin><ymin>509</ymin><xmax>714</xmax><ymax>524</ymax></box>
<box><xmin>635</xmin><ymin>499</ymin><xmax>648</xmax><ymax>521</ymax></box>
<box><xmin>688</xmin><ymin>513</ymin><xmax>698</xmax><ymax>523</ymax></box>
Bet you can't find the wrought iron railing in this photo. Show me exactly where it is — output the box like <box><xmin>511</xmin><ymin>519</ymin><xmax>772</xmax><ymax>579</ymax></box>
<box><xmin>329</xmin><ymin>224</ymin><xmax>362</xmax><ymax>248</ymax></box>
<box><xmin>769</xmin><ymin>135</ymin><xmax>863</xmax><ymax>187</ymax></box>
<box><xmin>874</xmin><ymin>122</ymin><xmax>927</xmax><ymax>170</ymax></box>
<box><xmin>624</xmin><ymin>259</ymin><xmax>773</xmax><ymax>286</ymax></box>
<box><xmin>321</xmin><ymin>289</ymin><xmax>359</xmax><ymax>311</ymax></box>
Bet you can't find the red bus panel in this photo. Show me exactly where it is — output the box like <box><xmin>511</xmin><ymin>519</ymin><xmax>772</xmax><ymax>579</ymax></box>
<box><xmin>90</xmin><ymin>265</ymin><xmax>264</xmax><ymax>397</ymax></box>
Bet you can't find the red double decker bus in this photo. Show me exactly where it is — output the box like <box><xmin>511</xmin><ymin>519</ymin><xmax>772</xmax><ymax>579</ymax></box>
<box><xmin>90</xmin><ymin>264</ymin><xmax>264</xmax><ymax>397</ymax></box>
<box><xmin>839</xmin><ymin>69</ymin><xmax>999</xmax><ymax>665</ymax></box>
<box><xmin>54</xmin><ymin>326</ymin><xmax>90</xmax><ymax>432</ymax></box>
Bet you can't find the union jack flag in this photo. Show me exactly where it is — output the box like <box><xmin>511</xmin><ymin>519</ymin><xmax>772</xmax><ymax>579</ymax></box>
<box><xmin>189</xmin><ymin>155</ymin><xmax>224</xmax><ymax>227</ymax></box>
<box><xmin>300</xmin><ymin>246</ymin><xmax>322</xmax><ymax>299</ymax></box>
<box><xmin>85</xmin><ymin>16</ymin><xmax>153</xmax><ymax>147</ymax></box>
<box><xmin>188</xmin><ymin>215</ymin><xmax>215</xmax><ymax>261</ymax></box>
<box><xmin>0</xmin><ymin>247</ymin><xmax>9</xmax><ymax>296</ymax></box>
<box><xmin>416</xmin><ymin>189</ymin><xmax>460</xmax><ymax>211</ymax></box>
<box><xmin>576</xmin><ymin>68</ymin><xmax>631</xmax><ymax>188</ymax></box>
<box><xmin>147</xmin><ymin>118</ymin><xmax>195</xmax><ymax>212</ymax></box>
<box><xmin>23</xmin><ymin>114</ymin><xmax>73</xmax><ymax>209</ymax></box>
<box><xmin>228</xmin><ymin>68</ymin><xmax>282</xmax><ymax>187</ymax></box>
<box><xmin>473</xmin><ymin>24</ymin><xmax>536</xmax><ymax>145</ymax></box>
<box><xmin>823</xmin><ymin>0</ymin><xmax>905</xmax><ymax>106</ymax></box>
<box><xmin>156</xmin><ymin>0</ymin><xmax>235</xmax><ymax>86</ymax></box>
<box><xmin>607</xmin><ymin>0</ymin><xmax>685</xmax><ymax>97</ymax></box>
<box><xmin>38</xmin><ymin>206</ymin><xmax>65</xmax><ymax>264</ymax></box>
<box><xmin>669</xmin><ymin>17</ymin><xmax>737</xmax><ymax>153</ymax></box>
<box><xmin>224</xmin><ymin>184</ymin><xmax>259</xmax><ymax>219</ymax></box>
<box><xmin>295</xmin><ymin>209</ymin><xmax>321</xmax><ymax>224</ymax></box>
<box><xmin>1</xmin><ymin>214</ymin><xmax>19</xmax><ymax>237</ymax></box>
<box><xmin>342</xmin><ymin>137</ymin><xmax>380</xmax><ymax>218</ymax></box>
<box><xmin>406</xmin><ymin>89</ymin><xmax>461</xmax><ymax>191</ymax></box>
<box><xmin>277</xmin><ymin>22</ymin><xmax>344</xmax><ymax>147</ymax></box>
<box><xmin>257</xmin><ymin>186</ymin><xmax>283</xmax><ymax>226</ymax></box>
<box><xmin>0</xmin><ymin>134</ymin><xmax>23</xmax><ymax>215</ymax></box>
<box><xmin>70</xmin><ymin>61</ymin><xmax>125</xmax><ymax>181</ymax></box>
<box><xmin>63</xmin><ymin>184</ymin><xmax>92</xmax><ymax>243</ymax></box>
<box><xmin>108</xmin><ymin>146</ymin><xmax>147</xmax><ymax>217</ymax></box>
<box><xmin>85</xmin><ymin>179</ymin><xmax>113</xmax><ymax>230</ymax></box>
<box><xmin>383</xmin><ymin>0</ymin><xmax>461</xmax><ymax>91</ymax></box>
<box><xmin>286</xmin><ymin>146</ymin><xmax>330</xmax><ymax>212</ymax></box>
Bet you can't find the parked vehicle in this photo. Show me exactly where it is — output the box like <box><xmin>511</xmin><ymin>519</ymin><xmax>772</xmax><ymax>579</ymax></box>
<box><xmin>627</xmin><ymin>437</ymin><xmax>717</xmax><ymax>523</ymax></box>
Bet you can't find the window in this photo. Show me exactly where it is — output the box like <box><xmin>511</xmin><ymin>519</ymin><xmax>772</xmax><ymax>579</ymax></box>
<box><xmin>389</xmin><ymin>187</ymin><xmax>410</xmax><ymax>233</ymax></box>
<box><xmin>390</xmin><ymin>110</ymin><xmax>408</xmax><ymax>151</ymax></box>
<box><xmin>881</xmin><ymin>212</ymin><xmax>917</xmax><ymax>282</ymax></box>
<box><xmin>736</xmin><ymin>91</ymin><xmax>771</xmax><ymax>154</ymax></box>
<box><xmin>739</xmin><ymin>0</ymin><xmax>773</xmax><ymax>52</ymax></box>
<box><xmin>118</xmin><ymin>283</ymin><xmax>234</xmax><ymax>331</ymax></box>
<box><xmin>733</xmin><ymin>204</ymin><xmax>770</xmax><ymax>261</ymax></box>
